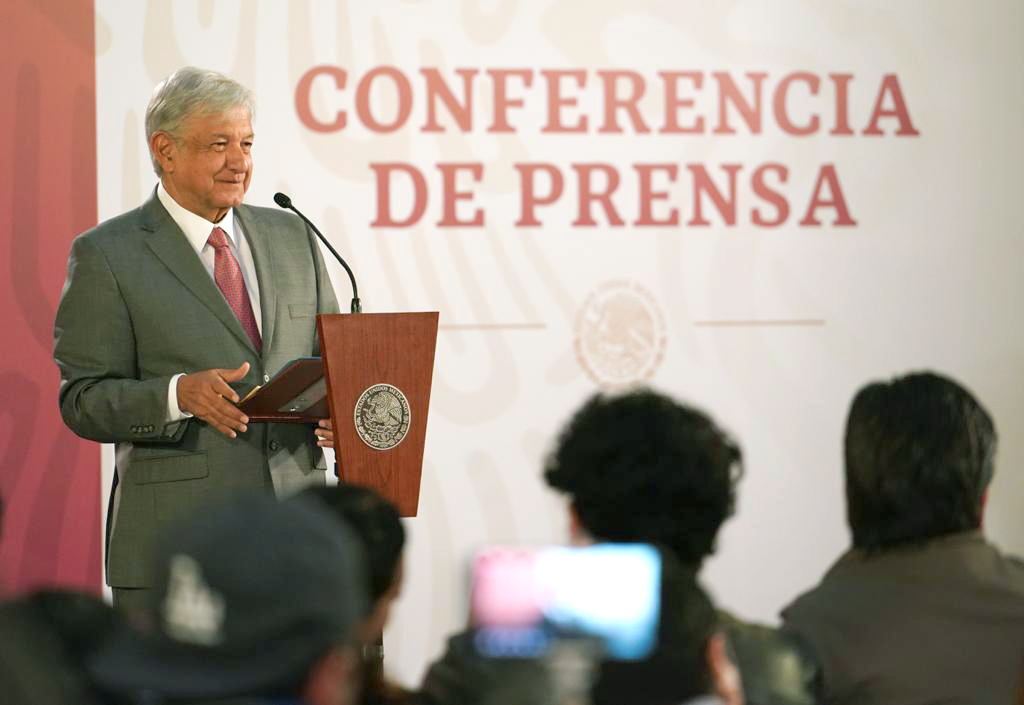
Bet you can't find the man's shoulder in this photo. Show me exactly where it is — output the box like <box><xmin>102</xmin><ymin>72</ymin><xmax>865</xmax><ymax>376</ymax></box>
<box><xmin>898</xmin><ymin>532</ymin><xmax>1024</xmax><ymax>593</ymax></box>
<box><xmin>0</xmin><ymin>590</ymin><xmax>116</xmax><ymax>705</ymax></box>
<box><xmin>779</xmin><ymin>549</ymin><xmax>887</xmax><ymax>634</ymax></box>
<box><xmin>783</xmin><ymin>534</ymin><xmax>1024</xmax><ymax>621</ymax></box>
<box><xmin>779</xmin><ymin>581</ymin><xmax>833</xmax><ymax>628</ymax></box>
<box><xmin>69</xmin><ymin>198</ymin><xmax>168</xmax><ymax>264</ymax></box>
<box><xmin>237</xmin><ymin>202</ymin><xmax>305</xmax><ymax>234</ymax></box>
<box><xmin>985</xmin><ymin>539</ymin><xmax>1024</xmax><ymax>592</ymax></box>
<box><xmin>76</xmin><ymin>205</ymin><xmax>147</xmax><ymax>245</ymax></box>
<box><xmin>1004</xmin><ymin>550</ymin><xmax>1024</xmax><ymax>574</ymax></box>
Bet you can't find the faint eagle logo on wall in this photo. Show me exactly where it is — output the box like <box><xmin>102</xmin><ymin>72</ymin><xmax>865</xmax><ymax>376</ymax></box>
<box><xmin>354</xmin><ymin>383</ymin><xmax>412</xmax><ymax>450</ymax></box>
<box><xmin>575</xmin><ymin>281</ymin><xmax>666</xmax><ymax>388</ymax></box>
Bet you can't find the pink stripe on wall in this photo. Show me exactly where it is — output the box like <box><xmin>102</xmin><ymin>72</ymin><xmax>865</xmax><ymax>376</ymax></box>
<box><xmin>0</xmin><ymin>0</ymin><xmax>101</xmax><ymax>595</ymax></box>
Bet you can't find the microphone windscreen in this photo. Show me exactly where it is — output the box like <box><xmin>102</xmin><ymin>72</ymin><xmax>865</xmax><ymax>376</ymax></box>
<box><xmin>273</xmin><ymin>192</ymin><xmax>292</xmax><ymax>208</ymax></box>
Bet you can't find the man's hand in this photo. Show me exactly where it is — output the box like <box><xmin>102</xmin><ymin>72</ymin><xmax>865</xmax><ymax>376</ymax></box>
<box><xmin>314</xmin><ymin>418</ymin><xmax>334</xmax><ymax>449</ymax></box>
<box><xmin>177</xmin><ymin>362</ymin><xmax>251</xmax><ymax>438</ymax></box>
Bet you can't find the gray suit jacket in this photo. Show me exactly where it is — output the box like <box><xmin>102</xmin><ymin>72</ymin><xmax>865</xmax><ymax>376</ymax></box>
<box><xmin>54</xmin><ymin>191</ymin><xmax>340</xmax><ymax>587</ymax></box>
<box><xmin>781</xmin><ymin>531</ymin><xmax>1024</xmax><ymax>705</ymax></box>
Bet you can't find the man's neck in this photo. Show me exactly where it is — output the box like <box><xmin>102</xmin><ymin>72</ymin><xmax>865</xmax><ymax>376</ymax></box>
<box><xmin>160</xmin><ymin>178</ymin><xmax>230</xmax><ymax>223</ymax></box>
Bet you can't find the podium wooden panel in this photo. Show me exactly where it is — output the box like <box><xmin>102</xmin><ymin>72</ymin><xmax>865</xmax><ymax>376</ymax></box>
<box><xmin>317</xmin><ymin>312</ymin><xmax>438</xmax><ymax>517</ymax></box>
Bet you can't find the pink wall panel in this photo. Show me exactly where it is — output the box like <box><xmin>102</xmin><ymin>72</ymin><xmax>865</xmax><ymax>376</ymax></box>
<box><xmin>0</xmin><ymin>0</ymin><xmax>101</xmax><ymax>595</ymax></box>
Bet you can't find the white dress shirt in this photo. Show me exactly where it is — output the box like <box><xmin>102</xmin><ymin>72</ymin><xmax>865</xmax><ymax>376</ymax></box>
<box><xmin>157</xmin><ymin>182</ymin><xmax>262</xmax><ymax>422</ymax></box>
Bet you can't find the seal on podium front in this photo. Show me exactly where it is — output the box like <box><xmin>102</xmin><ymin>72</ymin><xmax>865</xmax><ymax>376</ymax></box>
<box><xmin>354</xmin><ymin>383</ymin><xmax>411</xmax><ymax>450</ymax></box>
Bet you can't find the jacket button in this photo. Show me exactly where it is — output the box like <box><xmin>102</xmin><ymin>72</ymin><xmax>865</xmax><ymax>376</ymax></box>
<box><xmin>263</xmin><ymin>374</ymin><xmax>270</xmax><ymax>383</ymax></box>
<box><xmin>269</xmin><ymin>440</ymin><xmax>280</xmax><ymax>451</ymax></box>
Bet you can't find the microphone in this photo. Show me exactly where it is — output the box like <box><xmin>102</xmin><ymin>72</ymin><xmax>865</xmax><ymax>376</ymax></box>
<box><xmin>274</xmin><ymin>192</ymin><xmax>361</xmax><ymax>313</ymax></box>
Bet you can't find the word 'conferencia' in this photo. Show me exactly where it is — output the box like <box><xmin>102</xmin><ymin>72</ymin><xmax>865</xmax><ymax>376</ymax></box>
<box><xmin>295</xmin><ymin>67</ymin><xmax>920</xmax><ymax>229</ymax></box>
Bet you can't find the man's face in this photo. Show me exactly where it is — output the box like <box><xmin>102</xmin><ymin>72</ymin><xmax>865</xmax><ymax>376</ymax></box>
<box><xmin>159</xmin><ymin>105</ymin><xmax>253</xmax><ymax>222</ymax></box>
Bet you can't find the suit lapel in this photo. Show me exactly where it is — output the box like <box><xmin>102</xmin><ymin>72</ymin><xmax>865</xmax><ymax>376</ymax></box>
<box><xmin>235</xmin><ymin>206</ymin><xmax>277</xmax><ymax>355</ymax></box>
<box><xmin>139</xmin><ymin>193</ymin><xmax>261</xmax><ymax>357</ymax></box>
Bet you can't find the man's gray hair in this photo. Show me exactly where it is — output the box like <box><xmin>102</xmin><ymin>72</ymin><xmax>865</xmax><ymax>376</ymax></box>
<box><xmin>145</xmin><ymin>66</ymin><xmax>255</xmax><ymax>175</ymax></box>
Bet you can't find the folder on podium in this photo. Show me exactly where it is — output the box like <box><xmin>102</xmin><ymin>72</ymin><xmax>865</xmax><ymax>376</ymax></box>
<box><xmin>239</xmin><ymin>357</ymin><xmax>329</xmax><ymax>422</ymax></box>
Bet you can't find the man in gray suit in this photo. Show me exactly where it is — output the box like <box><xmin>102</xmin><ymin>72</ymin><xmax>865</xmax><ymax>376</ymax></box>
<box><xmin>54</xmin><ymin>67</ymin><xmax>339</xmax><ymax>607</ymax></box>
<box><xmin>782</xmin><ymin>371</ymin><xmax>1024</xmax><ymax>704</ymax></box>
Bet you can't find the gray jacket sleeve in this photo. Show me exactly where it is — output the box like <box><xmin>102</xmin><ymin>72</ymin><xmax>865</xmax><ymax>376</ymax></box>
<box><xmin>54</xmin><ymin>235</ymin><xmax>186</xmax><ymax>444</ymax></box>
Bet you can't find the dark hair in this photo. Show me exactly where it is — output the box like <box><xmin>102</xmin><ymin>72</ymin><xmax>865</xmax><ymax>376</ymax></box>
<box><xmin>302</xmin><ymin>484</ymin><xmax>406</xmax><ymax>602</ymax></box>
<box><xmin>844</xmin><ymin>371</ymin><xmax>996</xmax><ymax>551</ymax></box>
<box><xmin>592</xmin><ymin>551</ymin><xmax>716</xmax><ymax>705</ymax></box>
<box><xmin>544</xmin><ymin>389</ymin><xmax>742</xmax><ymax>567</ymax></box>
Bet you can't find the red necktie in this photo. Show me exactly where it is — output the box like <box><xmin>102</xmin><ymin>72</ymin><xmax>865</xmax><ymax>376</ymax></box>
<box><xmin>207</xmin><ymin>227</ymin><xmax>262</xmax><ymax>352</ymax></box>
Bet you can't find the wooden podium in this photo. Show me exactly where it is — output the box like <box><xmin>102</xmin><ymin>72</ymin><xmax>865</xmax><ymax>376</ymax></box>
<box><xmin>317</xmin><ymin>312</ymin><xmax>438</xmax><ymax>517</ymax></box>
<box><xmin>238</xmin><ymin>312</ymin><xmax>438</xmax><ymax>516</ymax></box>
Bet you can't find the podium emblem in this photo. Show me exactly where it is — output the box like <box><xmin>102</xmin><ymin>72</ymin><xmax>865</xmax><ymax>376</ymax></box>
<box><xmin>354</xmin><ymin>383</ymin><xmax>412</xmax><ymax>450</ymax></box>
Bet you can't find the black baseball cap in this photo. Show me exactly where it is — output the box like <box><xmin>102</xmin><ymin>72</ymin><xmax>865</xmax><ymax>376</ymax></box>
<box><xmin>89</xmin><ymin>492</ymin><xmax>368</xmax><ymax>699</ymax></box>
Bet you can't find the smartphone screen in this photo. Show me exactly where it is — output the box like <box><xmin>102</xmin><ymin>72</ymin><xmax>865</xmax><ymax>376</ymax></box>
<box><xmin>470</xmin><ymin>544</ymin><xmax>661</xmax><ymax>660</ymax></box>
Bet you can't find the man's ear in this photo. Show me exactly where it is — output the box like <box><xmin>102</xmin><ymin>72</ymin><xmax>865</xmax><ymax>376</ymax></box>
<box><xmin>150</xmin><ymin>132</ymin><xmax>176</xmax><ymax>174</ymax></box>
<box><xmin>301</xmin><ymin>644</ymin><xmax>359</xmax><ymax>705</ymax></box>
<box><xmin>707</xmin><ymin>632</ymin><xmax>744</xmax><ymax>705</ymax></box>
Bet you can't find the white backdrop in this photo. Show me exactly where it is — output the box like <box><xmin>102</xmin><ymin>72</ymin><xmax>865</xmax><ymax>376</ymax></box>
<box><xmin>95</xmin><ymin>0</ymin><xmax>1024</xmax><ymax>687</ymax></box>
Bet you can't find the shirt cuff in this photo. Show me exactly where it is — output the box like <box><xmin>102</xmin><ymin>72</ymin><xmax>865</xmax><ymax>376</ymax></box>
<box><xmin>167</xmin><ymin>373</ymin><xmax>194</xmax><ymax>423</ymax></box>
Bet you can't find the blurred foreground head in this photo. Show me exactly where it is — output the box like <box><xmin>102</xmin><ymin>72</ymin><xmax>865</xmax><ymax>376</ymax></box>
<box><xmin>301</xmin><ymin>484</ymin><xmax>406</xmax><ymax>638</ymax></box>
<box><xmin>593</xmin><ymin>551</ymin><xmax>741</xmax><ymax>705</ymax></box>
<box><xmin>845</xmin><ymin>371</ymin><xmax>996</xmax><ymax>551</ymax></box>
<box><xmin>544</xmin><ymin>388</ymin><xmax>742</xmax><ymax>567</ymax></box>
<box><xmin>89</xmin><ymin>493</ymin><xmax>368</xmax><ymax>705</ymax></box>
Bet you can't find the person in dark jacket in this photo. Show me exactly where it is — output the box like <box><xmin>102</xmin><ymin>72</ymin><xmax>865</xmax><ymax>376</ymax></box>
<box><xmin>0</xmin><ymin>493</ymin><xmax>122</xmax><ymax>705</ymax></box>
<box><xmin>301</xmin><ymin>484</ymin><xmax>413</xmax><ymax>705</ymax></box>
<box><xmin>782</xmin><ymin>371</ymin><xmax>1024</xmax><ymax>704</ymax></box>
<box><xmin>543</xmin><ymin>389</ymin><xmax>818</xmax><ymax>705</ymax></box>
<box><xmin>0</xmin><ymin>589</ymin><xmax>120</xmax><ymax>705</ymax></box>
<box><xmin>418</xmin><ymin>389</ymin><xmax>817</xmax><ymax>705</ymax></box>
<box><xmin>417</xmin><ymin>548</ymin><xmax>739</xmax><ymax>705</ymax></box>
